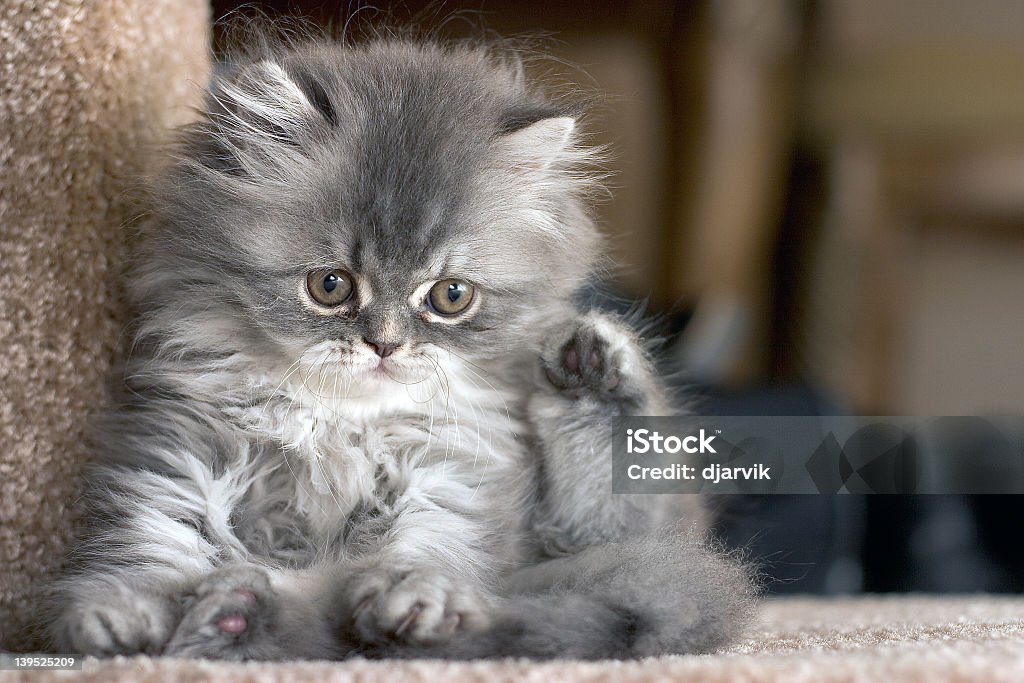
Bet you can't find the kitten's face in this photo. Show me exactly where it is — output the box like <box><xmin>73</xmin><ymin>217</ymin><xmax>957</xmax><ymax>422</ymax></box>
<box><xmin>151</xmin><ymin>41</ymin><xmax>600</xmax><ymax>398</ymax></box>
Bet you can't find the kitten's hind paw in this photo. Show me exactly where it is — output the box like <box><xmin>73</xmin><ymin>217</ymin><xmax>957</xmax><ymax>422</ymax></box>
<box><xmin>163</xmin><ymin>565</ymin><xmax>339</xmax><ymax>660</ymax></box>
<box><xmin>164</xmin><ymin>565</ymin><xmax>285</xmax><ymax>660</ymax></box>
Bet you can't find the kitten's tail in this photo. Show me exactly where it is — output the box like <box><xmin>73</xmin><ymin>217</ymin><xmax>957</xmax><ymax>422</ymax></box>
<box><xmin>382</xmin><ymin>527</ymin><xmax>756</xmax><ymax>660</ymax></box>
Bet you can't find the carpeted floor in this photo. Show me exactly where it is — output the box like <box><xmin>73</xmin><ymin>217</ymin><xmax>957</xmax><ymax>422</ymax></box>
<box><xmin>3</xmin><ymin>596</ymin><xmax>1023</xmax><ymax>682</ymax></box>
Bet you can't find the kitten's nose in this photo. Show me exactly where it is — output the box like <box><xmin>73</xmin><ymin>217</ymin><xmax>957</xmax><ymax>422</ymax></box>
<box><xmin>363</xmin><ymin>337</ymin><xmax>398</xmax><ymax>358</ymax></box>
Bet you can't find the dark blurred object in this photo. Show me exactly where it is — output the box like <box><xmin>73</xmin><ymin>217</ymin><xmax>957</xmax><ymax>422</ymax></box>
<box><xmin>700</xmin><ymin>386</ymin><xmax>1024</xmax><ymax>595</ymax></box>
<box><xmin>698</xmin><ymin>384</ymin><xmax>867</xmax><ymax>594</ymax></box>
<box><xmin>862</xmin><ymin>496</ymin><xmax>1022</xmax><ymax>593</ymax></box>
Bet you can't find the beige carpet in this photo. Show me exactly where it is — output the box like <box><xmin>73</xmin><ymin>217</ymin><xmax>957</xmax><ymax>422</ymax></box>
<box><xmin>0</xmin><ymin>0</ymin><xmax>209</xmax><ymax>650</ymax></box>
<box><xmin>2</xmin><ymin>596</ymin><xmax>1022</xmax><ymax>682</ymax></box>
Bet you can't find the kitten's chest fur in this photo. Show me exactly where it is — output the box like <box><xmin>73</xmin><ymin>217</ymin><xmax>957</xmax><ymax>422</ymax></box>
<box><xmin>226</xmin><ymin>369</ymin><xmax>529</xmax><ymax>559</ymax></box>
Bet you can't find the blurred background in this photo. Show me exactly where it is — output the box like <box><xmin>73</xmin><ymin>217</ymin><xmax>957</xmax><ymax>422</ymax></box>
<box><xmin>209</xmin><ymin>1</ymin><xmax>1024</xmax><ymax>594</ymax></box>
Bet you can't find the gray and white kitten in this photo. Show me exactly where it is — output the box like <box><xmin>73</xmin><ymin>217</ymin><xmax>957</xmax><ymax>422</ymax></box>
<box><xmin>48</xmin><ymin>37</ymin><xmax>753</xmax><ymax>660</ymax></box>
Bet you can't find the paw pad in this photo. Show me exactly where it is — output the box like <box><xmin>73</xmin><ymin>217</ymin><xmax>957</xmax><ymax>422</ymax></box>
<box><xmin>216</xmin><ymin>615</ymin><xmax>248</xmax><ymax>635</ymax></box>
<box><xmin>544</xmin><ymin>328</ymin><xmax>621</xmax><ymax>395</ymax></box>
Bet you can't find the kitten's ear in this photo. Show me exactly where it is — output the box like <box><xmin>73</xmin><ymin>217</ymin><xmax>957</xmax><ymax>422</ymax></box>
<box><xmin>211</xmin><ymin>60</ymin><xmax>334</xmax><ymax>144</ymax></box>
<box><xmin>500</xmin><ymin>116</ymin><xmax>576</xmax><ymax>171</ymax></box>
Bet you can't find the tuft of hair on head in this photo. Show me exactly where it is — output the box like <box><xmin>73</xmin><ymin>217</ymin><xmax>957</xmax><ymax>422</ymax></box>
<box><xmin>158</xmin><ymin>12</ymin><xmax>613</xmax><ymax>287</ymax></box>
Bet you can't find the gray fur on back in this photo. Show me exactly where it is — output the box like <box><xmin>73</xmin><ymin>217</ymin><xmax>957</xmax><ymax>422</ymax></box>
<box><xmin>45</xmin><ymin>33</ymin><xmax>755</xmax><ymax>661</ymax></box>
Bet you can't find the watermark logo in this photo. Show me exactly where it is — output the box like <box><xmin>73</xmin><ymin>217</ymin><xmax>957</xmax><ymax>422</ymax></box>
<box><xmin>612</xmin><ymin>416</ymin><xmax>1024</xmax><ymax>494</ymax></box>
<box><xmin>626</xmin><ymin>428</ymin><xmax>718</xmax><ymax>454</ymax></box>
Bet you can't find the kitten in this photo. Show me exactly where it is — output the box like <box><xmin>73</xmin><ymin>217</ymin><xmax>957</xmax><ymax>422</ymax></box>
<box><xmin>47</xmin><ymin>35</ymin><xmax>753</xmax><ymax>660</ymax></box>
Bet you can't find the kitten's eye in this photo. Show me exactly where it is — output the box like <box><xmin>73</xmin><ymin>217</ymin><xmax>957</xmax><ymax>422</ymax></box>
<box><xmin>306</xmin><ymin>268</ymin><xmax>354</xmax><ymax>306</ymax></box>
<box><xmin>427</xmin><ymin>279</ymin><xmax>475</xmax><ymax>316</ymax></box>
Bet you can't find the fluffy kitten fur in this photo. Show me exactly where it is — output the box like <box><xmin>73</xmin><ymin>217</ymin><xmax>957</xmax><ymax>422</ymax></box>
<box><xmin>47</xmin><ymin>35</ymin><xmax>753</xmax><ymax>660</ymax></box>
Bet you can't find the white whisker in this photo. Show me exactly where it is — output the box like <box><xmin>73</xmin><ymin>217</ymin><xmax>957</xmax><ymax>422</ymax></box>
<box><xmin>310</xmin><ymin>354</ymin><xmax>348</xmax><ymax>523</ymax></box>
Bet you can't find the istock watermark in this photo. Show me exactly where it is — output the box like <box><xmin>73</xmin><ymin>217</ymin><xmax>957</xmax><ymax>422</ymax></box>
<box><xmin>611</xmin><ymin>416</ymin><xmax>1024</xmax><ymax>494</ymax></box>
<box><xmin>625</xmin><ymin>428</ymin><xmax>718</xmax><ymax>454</ymax></box>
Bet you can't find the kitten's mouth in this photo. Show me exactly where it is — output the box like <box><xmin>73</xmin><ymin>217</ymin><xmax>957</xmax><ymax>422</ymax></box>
<box><xmin>361</xmin><ymin>354</ymin><xmax>431</xmax><ymax>384</ymax></box>
<box><xmin>297</xmin><ymin>343</ymin><xmax>437</xmax><ymax>391</ymax></box>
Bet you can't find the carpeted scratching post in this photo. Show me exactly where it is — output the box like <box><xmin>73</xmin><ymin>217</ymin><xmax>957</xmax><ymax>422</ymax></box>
<box><xmin>0</xmin><ymin>0</ymin><xmax>210</xmax><ymax>650</ymax></box>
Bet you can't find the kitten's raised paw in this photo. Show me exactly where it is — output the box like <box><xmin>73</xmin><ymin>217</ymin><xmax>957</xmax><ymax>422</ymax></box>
<box><xmin>542</xmin><ymin>314</ymin><xmax>649</xmax><ymax>406</ymax></box>
<box><xmin>164</xmin><ymin>565</ymin><xmax>280</xmax><ymax>660</ymax></box>
<box><xmin>58</xmin><ymin>585</ymin><xmax>178</xmax><ymax>656</ymax></box>
<box><xmin>343</xmin><ymin>567</ymin><xmax>487</xmax><ymax>646</ymax></box>
<box><xmin>544</xmin><ymin>327</ymin><xmax>618</xmax><ymax>395</ymax></box>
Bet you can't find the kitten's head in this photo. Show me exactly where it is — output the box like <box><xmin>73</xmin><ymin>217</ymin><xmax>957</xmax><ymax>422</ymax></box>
<box><xmin>139</xmin><ymin>39</ymin><xmax>602</xmax><ymax>397</ymax></box>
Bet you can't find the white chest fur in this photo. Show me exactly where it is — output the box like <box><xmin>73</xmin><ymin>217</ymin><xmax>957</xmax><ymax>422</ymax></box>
<box><xmin>234</xmin><ymin>363</ymin><xmax>526</xmax><ymax>540</ymax></box>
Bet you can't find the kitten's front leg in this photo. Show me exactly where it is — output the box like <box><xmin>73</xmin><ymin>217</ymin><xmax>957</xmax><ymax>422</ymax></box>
<box><xmin>529</xmin><ymin>311</ymin><xmax>696</xmax><ymax>551</ymax></box>
<box><xmin>333</xmin><ymin>492</ymin><xmax>499</xmax><ymax>648</ymax></box>
<box><xmin>339</xmin><ymin>562</ymin><xmax>488</xmax><ymax>647</ymax></box>
<box><xmin>52</xmin><ymin>572</ymin><xmax>185</xmax><ymax>656</ymax></box>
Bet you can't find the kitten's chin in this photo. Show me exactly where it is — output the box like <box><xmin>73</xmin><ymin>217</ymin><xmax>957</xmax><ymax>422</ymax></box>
<box><xmin>353</xmin><ymin>358</ymin><xmax>439</xmax><ymax>389</ymax></box>
<box><xmin>335</xmin><ymin>361</ymin><xmax>444</xmax><ymax>411</ymax></box>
